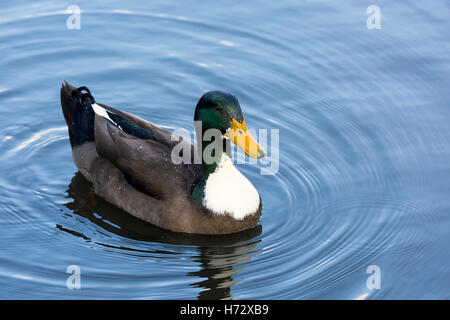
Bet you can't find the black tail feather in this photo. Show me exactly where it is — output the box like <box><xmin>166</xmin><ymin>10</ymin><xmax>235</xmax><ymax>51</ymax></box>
<box><xmin>60</xmin><ymin>81</ymin><xmax>96</xmax><ymax>147</ymax></box>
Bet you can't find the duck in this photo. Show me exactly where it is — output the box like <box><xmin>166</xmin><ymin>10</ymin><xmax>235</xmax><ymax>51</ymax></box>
<box><xmin>60</xmin><ymin>82</ymin><xmax>266</xmax><ymax>235</ymax></box>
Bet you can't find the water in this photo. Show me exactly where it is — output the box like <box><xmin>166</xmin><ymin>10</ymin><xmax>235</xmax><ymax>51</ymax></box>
<box><xmin>0</xmin><ymin>0</ymin><xmax>449</xmax><ymax>299</ymax></box>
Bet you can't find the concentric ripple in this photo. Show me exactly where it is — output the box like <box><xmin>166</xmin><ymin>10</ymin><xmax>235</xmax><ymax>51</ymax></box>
<box><xmin>0</xmin><ymin>1</ymin><xmax>449</xmax><ymax>299</ymax></box>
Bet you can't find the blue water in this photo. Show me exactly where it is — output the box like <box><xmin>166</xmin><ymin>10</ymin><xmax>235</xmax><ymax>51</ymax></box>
<box><xmin>0</xmin><ymin>0</ymin><xmax>449</xmax><ymax>299</ymax></box>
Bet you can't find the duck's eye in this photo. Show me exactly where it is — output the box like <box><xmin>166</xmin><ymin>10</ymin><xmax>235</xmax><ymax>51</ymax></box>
<box><xmin>238</xmin><ymin>129</ymin><xmax>244</xmax><ymax>135</ymax></box>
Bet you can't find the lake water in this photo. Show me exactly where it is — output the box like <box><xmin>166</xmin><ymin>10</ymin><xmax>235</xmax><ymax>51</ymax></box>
<box><xmin>0</xmin><ymin>0</ymin><xmax>449</xmax><ymax>299</ymax></box>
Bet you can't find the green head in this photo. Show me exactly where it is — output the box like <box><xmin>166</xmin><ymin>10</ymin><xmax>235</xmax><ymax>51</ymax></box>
<box><xmin>194</xmin><ymin>91</ymin><xmax>243</xmax><ymax>133</ymax></box>
<box><xmin>191</xmin><ymin>91</ymin><xmax>266</xmax><ymax>204</ymax></box>
<box><xmin>194</xmin><ymin>90</ymin><xmax>266</xmax><ymax>159</ymax></box>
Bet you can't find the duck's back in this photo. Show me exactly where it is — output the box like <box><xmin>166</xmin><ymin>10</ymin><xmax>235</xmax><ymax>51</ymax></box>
<box><xmin>61</xmin><ymin>82</ymin><xmax>202</xmax><ymax>202</ymax></box>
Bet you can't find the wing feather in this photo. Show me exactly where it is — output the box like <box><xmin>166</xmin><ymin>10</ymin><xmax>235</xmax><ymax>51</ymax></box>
<box><xmin>93</xmin><ymin>107</ymin><xmax>202</xmax><ymax>200</ymax></box>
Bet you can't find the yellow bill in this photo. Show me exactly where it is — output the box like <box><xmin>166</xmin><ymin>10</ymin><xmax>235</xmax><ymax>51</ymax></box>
<box><xmin>225</xmin><ymin>118</ymin><xmax>266</xmax><ymax>159</ymax></box>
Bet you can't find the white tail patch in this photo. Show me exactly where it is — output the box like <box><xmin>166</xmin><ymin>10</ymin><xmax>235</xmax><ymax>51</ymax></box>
<box><xmin>92</xmin><ymin>103</ymin><xmax>113</xmax><ymax>122</ymax></box>
<box><xmin>92</xmin><ymin>103</ymin><xmax>121</xmax><ymax>129</ymax></box>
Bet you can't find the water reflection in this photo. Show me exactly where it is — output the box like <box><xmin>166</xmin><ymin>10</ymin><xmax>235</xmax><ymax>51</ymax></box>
<box><xmin>62</xmin><ymin>172</ymin><xmax>261</xmax><ymax>299</ymax></box>
<box><xmin>188</xmin><ymin>239</ymin><xmax>259</xmax><ymax>300</ymax></box>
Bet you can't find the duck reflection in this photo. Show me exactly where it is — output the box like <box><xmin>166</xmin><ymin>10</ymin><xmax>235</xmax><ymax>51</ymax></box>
<box><xmin>62</xmin><ymin>172</ymin><xmax>261</xmax><ymax>300</ymax></box>
<box><xmin>188</xmin><ymin>240</ymin><xmax>259</xmax><ymax>299</ymax></box>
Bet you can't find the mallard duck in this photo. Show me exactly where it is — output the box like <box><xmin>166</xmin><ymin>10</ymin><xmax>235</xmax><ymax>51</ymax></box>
<box><xmin>60</xmin><ymin>82</ymin><xmax>265</xmax><ymax>234</ymax></box>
